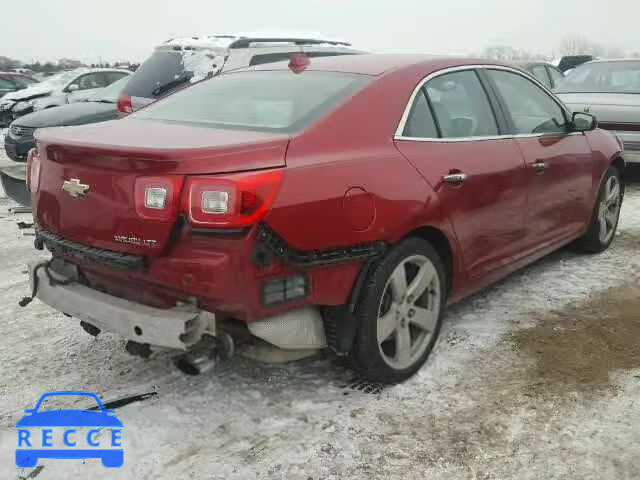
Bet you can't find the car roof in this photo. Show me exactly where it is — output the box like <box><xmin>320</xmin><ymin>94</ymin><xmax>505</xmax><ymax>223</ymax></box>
<box><xmin>160</xmin><ymin>33</ymin><xmax>354</xmax><ymax>51</ymax></box>
<box><xmin>247</xmin><ymin>54</ymin><xmax>511</xmax><ymax>76</ymax></box>
<box><xmin>585</xmin><ymin>58</ymin><xmax>640</xmax><ymax>64</ymax></box>
<box><xmin>0</xmin><ymin>71</ymin><xmax>31</xmax><ymax>77</ymax></box>
<box><xmin>67</xmin><ymin>67</ymin><xmax>131</xmax><ymax>74</ymax></box>
<box><xmin>512</xmin><ymin>60</ymin><xmax>554</xmax><ymax>67</ymax></box>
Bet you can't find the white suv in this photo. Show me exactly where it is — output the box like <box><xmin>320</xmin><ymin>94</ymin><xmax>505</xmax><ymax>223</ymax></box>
<box><xmin>118</xmin><ymin>34</ymin><xmax>364</xmax><ymax>113</ymax></box>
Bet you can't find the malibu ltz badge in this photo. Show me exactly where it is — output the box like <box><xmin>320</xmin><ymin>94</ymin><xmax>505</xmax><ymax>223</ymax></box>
<box><xmin>16</xmin><ymin>391</ymin><xmax>123</xmax><ymax>468</ymax></box>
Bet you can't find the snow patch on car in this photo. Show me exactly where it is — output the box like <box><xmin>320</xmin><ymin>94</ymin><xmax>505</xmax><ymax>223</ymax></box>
<box><xmin>181</xmin><ymin>50</ymin><xmax>226</xmax><ymax>82</ymax></box>
<box><xmin>164</xmin><ymin>35</ymin><xmax>237</xmax><ymax>49</ymax></box>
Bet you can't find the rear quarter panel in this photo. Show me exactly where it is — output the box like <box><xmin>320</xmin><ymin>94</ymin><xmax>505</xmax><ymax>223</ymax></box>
<box><xmin>264</xmin><ymin>71</ymin><xmax>457</xmax><ymax>251</ymax></box>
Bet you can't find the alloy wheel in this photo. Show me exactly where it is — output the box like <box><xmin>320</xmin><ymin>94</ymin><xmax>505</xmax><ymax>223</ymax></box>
<box><xmin>376</xmin><ymin>254</ymin><xmax>441</xmax><ymax>370</ymax></box>
<box><xmin>598</xmin><ymin>175</ymin><xmax>621</xmax><ymax>244</ymax></box>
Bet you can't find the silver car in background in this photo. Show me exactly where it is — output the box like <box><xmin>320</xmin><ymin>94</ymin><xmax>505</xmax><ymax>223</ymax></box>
<box><xmin>555</xmin><ymin>59</ymin><xmax>640</xmax><ymax>163</ymax></box>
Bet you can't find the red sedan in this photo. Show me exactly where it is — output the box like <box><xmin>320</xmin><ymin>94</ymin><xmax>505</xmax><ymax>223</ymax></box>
<box><xmin>26</xmin><ymin>55</ymin><xmax>624</xmax><ymax>383</ymax></box>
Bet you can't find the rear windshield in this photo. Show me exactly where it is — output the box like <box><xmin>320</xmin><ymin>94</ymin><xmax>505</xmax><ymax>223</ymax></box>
<box><xmin>131</xmin><ymin>70</ymin><xmax>370</xmax><ymax>134</ymax></box>
<box><xmin>555</xmin><ymin>61</ymin><xmax>640</xmax><ymax>94</ymax></box>
<box><xmin>123</xmin><ymin>49</ymin><xmax>224</xmax><ymax>99</ymax></box>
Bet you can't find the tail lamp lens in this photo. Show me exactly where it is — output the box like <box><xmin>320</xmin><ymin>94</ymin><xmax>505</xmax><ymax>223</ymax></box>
<box><xmin>185</xmin><ymin>169</ymin><xmax>283</xmax><ymax>228</ymax></box>
<box><xmin>134</xmin><ymin>176</ymin><xmax>184</xmax><ymax>221</ymax></box>
<box><xmin>26</xmin><ymin>147</ymin><xmax>41</xmax><ymax>192</ymax></box>
<box><xmin>202</xmin><ymin>191</ymin><xmax>229</xmax><ymax>214</ymax></box>
<box><xmin>145</xmin><ymin>187</ymin><xmax>168</xmax><ymax>209</ymax></box>
<box><xmin>117</xmin><ymin>93</ymin><xmax>133</xmax><ymax>114</ymax></box>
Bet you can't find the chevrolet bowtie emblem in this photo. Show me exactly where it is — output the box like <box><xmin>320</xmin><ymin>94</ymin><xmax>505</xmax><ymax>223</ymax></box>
<box><xmin>62</xmin><ymin>178</ymin><xmax>90</xmax><ymax>198</ymax></box>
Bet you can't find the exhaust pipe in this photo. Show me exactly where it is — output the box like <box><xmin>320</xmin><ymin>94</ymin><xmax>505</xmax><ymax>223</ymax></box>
<box><xmin>173</xmin><ymin>335</ymin><xmax>217</xmax><ymax>375</ymax></box>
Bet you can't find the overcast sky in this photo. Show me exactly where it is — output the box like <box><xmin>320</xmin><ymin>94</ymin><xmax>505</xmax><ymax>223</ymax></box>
<box><xmin>3</xmin><ymin>0</ymin><xmax>640</xmax><ymax>64</ymax></box>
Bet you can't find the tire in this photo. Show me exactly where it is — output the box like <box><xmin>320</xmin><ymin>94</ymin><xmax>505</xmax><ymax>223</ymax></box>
<box><xmin>574</xmin><ymin>166</ymin><xmax>622</xmax><ymax>253</ymax></box>
<box><xmin>1</xmin><ymin>172</ymin><xmax>31</xmax><ymax>207</ymax></box>
<box><xmin>350</xmin><ymin>237</ymin><xmax>447</xmax><ymax>383</ymax></box>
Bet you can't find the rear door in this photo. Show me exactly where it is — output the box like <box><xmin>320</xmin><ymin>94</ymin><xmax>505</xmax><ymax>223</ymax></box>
<box><xmin>395</xmin><ymin>68</ymin><xmax>528</xmax><ymax>278</ymax></box>
<box><xmin>485</xmin><ymin>68</ymin><xmax>593</xmax><ymax>249</ymax></box>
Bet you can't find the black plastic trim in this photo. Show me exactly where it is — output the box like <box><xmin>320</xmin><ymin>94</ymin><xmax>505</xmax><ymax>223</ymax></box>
<box><xmin>228</xmin><ymin>37</ymin><xmax>351</xmax><ymax>49</ymax></box>
<box><xmin>254</xmin><ymin>222</ymin><xmax>386</xmax><ymax>269</ymax></box>
<box><xmin>190</xmin><ymin>226</ymin><xmax>248</xmax><ymax>236</ymax></box>
<box><xmin>36</xmin><ymin>228</ymin><xmax>145</xmax><ymax>271</ymax></box>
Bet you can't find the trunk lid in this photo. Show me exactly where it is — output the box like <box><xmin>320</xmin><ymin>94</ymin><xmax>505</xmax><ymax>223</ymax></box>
<box><xmin>33</xmin><ymin>119</ymin><xmax>288</xmax><ymax>256</ymax></box>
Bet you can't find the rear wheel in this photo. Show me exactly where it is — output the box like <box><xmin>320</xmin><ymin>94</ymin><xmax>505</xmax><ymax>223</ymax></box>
<box><xmin>575</xmin><ymin>166</ymin><xmax>622</xmax><ymax>253</ymax></box>
<box><xmin>351</xmin><ymin>238</ymin><xmax>446</xmax><ymax>383</ymax></box>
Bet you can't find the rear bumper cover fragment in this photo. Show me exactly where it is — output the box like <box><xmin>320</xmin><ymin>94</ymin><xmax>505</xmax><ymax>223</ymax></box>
<box><xmin>254</xmin><ymin>222</ymin><xmax>386</xmax><ymax>268</ymax></box>
<box><xmin>36</xmin><ymin>228</ymin><xmax>145</xmax><ymax>271</ymax></box>
<box><xmin>29</xmin><ymin>260</ymin><xmax>214</xmax><ymax>350</ymax></box>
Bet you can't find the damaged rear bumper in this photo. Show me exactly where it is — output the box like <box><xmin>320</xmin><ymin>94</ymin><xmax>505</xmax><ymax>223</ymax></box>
<box><xmin>28</xmin><ymin>260</ymin><xmax>215</xmax><ymax>350</ymax></box>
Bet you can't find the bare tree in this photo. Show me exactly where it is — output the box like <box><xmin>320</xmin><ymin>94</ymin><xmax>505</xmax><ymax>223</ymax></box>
<box><xmin>0</xmin><ymin>56</ymin><xmax>21</xmax><ymax>71</ymax></box>
<box><xmin>603</xmin><ymin>46</ymin><xmax>625</xmax><ymax>58</ymax></box>
<box><xmin>559</xmin><ymin>35</ymin><xmax>602</xmax><ymax>56</ymax></box>
<box><xmin>483</xmin><ymin>45</ymin><xmax>528</xmax><ymax>61</ymax></box>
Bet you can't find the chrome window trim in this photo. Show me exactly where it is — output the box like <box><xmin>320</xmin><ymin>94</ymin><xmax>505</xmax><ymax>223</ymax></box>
<box><xmin>394</xmin><ymin>132</ymin><xmax>583</xmax><ymax>143</ymax></box>
<box><xmin>394</xmin><ymin>64</ymin><xmax>574</xmax><ymax>142</ymax></box>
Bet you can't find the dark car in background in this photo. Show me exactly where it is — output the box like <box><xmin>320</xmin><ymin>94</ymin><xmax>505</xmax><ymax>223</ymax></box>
<box><xmin>558</xmin><ymin>55</ymin><xmax>596</xmax><ymax>73</ymax></box>
<box><xmin>0</xmin><ymin>73</ymin><xmax>38</xmax><ymax>98</ymax></box>
<box><xmin>2</xmin><ymin>76</ymin><xmax>129</xmax><ymax>206</ymax></box>
<box><xmin>513</xmin><ymin>61</ymin><xmax>565</xmax><ymax>90</ymax></box>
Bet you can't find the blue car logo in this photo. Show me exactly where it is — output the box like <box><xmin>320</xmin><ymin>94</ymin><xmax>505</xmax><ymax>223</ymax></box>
<box><xmin>16</xmin><ymin>391</ymin><xmax>123</xmax><ymax>468</ymax></box>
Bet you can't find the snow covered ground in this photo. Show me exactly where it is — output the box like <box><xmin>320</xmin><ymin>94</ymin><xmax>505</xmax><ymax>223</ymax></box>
<box><xmin>1</xmin><ymin>182</ymin><xmax>639</xmax><ymax>479</ymax></box>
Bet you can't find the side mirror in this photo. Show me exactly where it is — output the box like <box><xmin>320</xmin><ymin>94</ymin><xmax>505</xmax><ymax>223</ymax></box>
<box><xmin>67</xmin><ymin>84</ymin><xmax>80</xmax><ymax>93</ymax></box>
<box><xmin>572</xmin><ymin>112</ymin><xmax>597</xmax><ymax>132</ymax></box>
<box><xmin>23</xmin><ymin>409</ymin><xmax>35</xmax><ymax>414</ymax></box>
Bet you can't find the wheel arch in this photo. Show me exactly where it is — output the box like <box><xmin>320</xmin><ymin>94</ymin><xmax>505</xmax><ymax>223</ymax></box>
<box><xmin>324</xmin><ymin>224</ymin><xmax>458</xmax><ymax>356</ymax></box>
<box><xmin>403</xmin><ymin>225</ymin><xmax>456</xmax><ymax>295</ymax></box>
<box><xmin>610</xmin><ymin>156</ymin><xmax>626</xmax><ymax>190</ymax></box>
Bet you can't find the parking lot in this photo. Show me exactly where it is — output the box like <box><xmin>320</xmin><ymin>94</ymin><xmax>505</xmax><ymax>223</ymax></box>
<box><xmin>0</xmin><ymin>176</ymin><xmax>638</xmax><ymax>479</ymax></box>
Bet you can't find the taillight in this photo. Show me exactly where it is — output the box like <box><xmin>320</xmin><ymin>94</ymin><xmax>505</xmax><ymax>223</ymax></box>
<box><xmin>134</xmin><ymin>176</ymin><xmax>184</xmax><ymax>221</ymax></box>
<box><xmin>184</xmin><ymin>170</ymin><xmax>283</xmax><ymax>228</ymax></box>
<box><xmin>26</xmin><ymin>147</ymin><xmax>41</xmax><ymax>192</ymax></box>
<box><xmin>117</xmin><ymin>93</ymin><xmax>133</xmax><ymax>114</ymax></box>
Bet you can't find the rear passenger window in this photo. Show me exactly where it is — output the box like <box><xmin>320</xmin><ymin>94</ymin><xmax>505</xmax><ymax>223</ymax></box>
<box><xmin>424</xmin><ymin>70</ymin><xmax>499</xmax><ymax>138</ymax></box>
<box><xmin>403</xmin><ymin>90</ymin><xmax>438</xmax><ymax>138</ymax></box>
<box><xmin>531</xmin><ymin>66</ymin><xmax>552</xmax><ymax>88</ymax></box>
<box><xmin>103</xmin><ymin>71</ymin><xmax>129</xmax><ymax>84</ymax></box>
<box><xmin>547</xmin><ymin>67</ymin><xmax>564</xmax><ymax>88</ymax></box>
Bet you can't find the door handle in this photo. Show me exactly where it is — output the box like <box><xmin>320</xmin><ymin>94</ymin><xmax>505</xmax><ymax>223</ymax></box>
<box><xmin>443</xmin><ymin>173</ymin><xmax>468</xmax><ymax>185</ymax></box>
<box><xmin>532</xmin><ymin>162</ymin><xmax>546</xmax><ymax>172</ymax></box>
